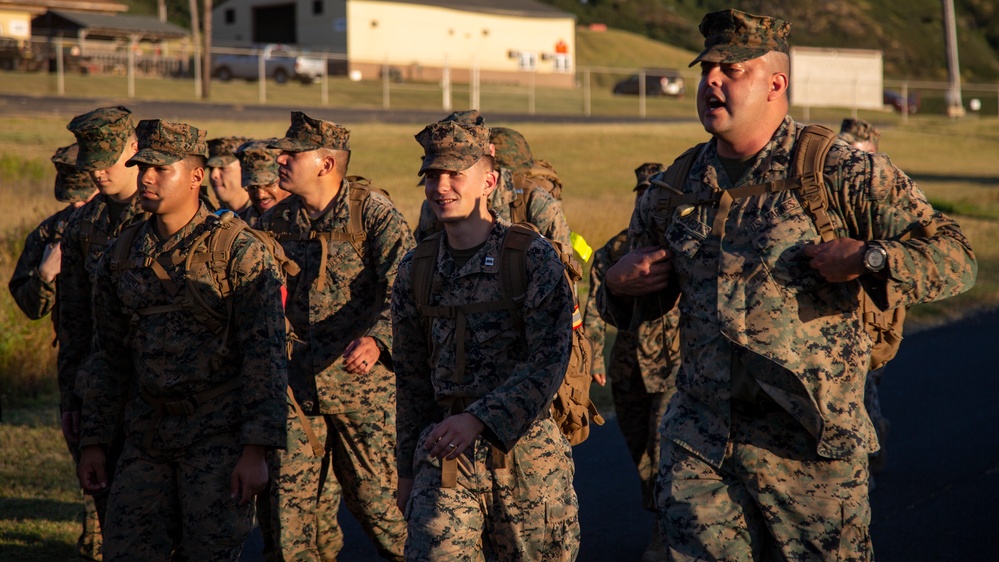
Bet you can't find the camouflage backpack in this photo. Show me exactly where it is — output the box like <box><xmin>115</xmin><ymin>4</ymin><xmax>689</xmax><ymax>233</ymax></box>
<box><xmin>654</xmin><ymin>124</ymin><xmax>930</xmax><ymax>371</ymax></box>
<box><xmin>107</xmin><ymin>210</ymin><xmax>307</xmax><ymax>449</ymax></box>
<box><xmin>411</xmin><ymin>223</ymin><xmax>604</xmax><ymax>448</ymax></box>
<box><xmin>508</xmin><ymin>160</ymin><xmax>564</xmax><ymax>224</ymax></box>
<box><xmin>264</xmin><ymin>178</ymin><xmax>390</xmax><ymax>267</ymax></box>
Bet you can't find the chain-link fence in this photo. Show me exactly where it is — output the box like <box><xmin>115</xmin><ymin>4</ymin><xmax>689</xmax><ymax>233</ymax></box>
<box><xmin>3</xmin><ymin>37</ymin><xmax>998</xmax><ymax>120</ymax></box>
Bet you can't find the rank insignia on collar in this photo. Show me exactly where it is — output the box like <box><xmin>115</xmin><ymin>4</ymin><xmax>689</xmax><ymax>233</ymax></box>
<box><xmin>484</xmin><ymin>256</ymin><xmax>495</xmax><ymax>266</ymax></box>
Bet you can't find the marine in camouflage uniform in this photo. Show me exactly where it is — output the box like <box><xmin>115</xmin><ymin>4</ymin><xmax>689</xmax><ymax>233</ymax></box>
<box><xmin>582</xmin><ymin>164</ymin><xmax>680</xmax><ymax>515</ymax></box>
<box><xmin>7</xmin><ymin>143</ymin><xmax>102</xmax><ymax>561</ymax></box>
<box><xmin>257</xmin><ymin>112</ymin><xmax>410</xmax><ymax>561</ymax></box>
<box><xmin>77</xmin><ymin>120</ymin><xmax>288</xmax><ymax>561</ymax></box>
<box><xmin>59</xmin><ymin>106</ymin><xmax>148</xmax><ymax>531</ymax></box>
<box><xmin>235</xmin><ymin>138</ymin><xmax>289</xmax><ymax>229</ymax></box>
<box><xmin>413</xmin><ymin>112</ymin><xmax>572</xmax><ymax>249</ymax></box>
<box><xmin>838</xmin><ymin>118</ymin><xmax>891</xmax><ymax>478</ymax></box>
<box><xmin>208</xmin><ymin>135</ymin><xmax>254</xmax><ymax>217</ymax></box>
<box><xmin>392</xmin><ymin>119</ymin><xmax>579</xmax><ymax>561</ymax></box>
<box><xmin>597</xmin><ymin>10</ymin><xmax>977</xmax><ymax>561</ymax></box>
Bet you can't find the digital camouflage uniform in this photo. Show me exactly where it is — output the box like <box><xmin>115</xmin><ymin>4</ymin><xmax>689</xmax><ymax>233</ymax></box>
<box><xmin>838</xmin><ymin>118</ymin><xmax>890</xmax><ymax>477</ymax></box>
<box><xmin>60</xmin><ymin>107</ymin><xmax>148</xmax><ymax>535</ymax></box>
<box><xmin>234</xmin><ymin>138</ymin><xmax>281</xmax><ymax>229</ymax></box>
<box><xmin>581</xmin><ymin>163</ymin><xmax>680</xmax><ymax>514</ymax></box>
<box><xmin>598</xmin><ymin>11</ymin><xmax>977</xmax><ymax>561</ymax></box>
<box><xmin>257</xmin><ymin>112</ymin><xmax>411</xmax><ymax>561</ymax></box>
<box><xmin>839</xmin><ymin>118</ymin><xmax>881</xmax><ymax>152</ymax></box>
<box><xmin>391</xmin><ymin>119</ymin><xmax>579</xmax><ymax>561</ymax></box>
<box><xmin>7</xmin><ymin>143</ymin><xmax>103</xmax><ymax>561</ymax></box>
<box><xmin>79</xmin><ymin>120</ymin><xmax>288</xmax><ymax>561</ymax></box>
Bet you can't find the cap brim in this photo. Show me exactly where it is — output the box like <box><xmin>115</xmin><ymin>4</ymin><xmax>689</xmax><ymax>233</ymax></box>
<box><xmin>688</xmin><ymin>45</ymin><xmax>768</xmax><ymax>68</ymax></box>
<box><xmin>207</xmin><ymin>155</ymin><xmax>237</xmax><ymax>168</ymax></box>
<box><xmin>126</xmin><ymin>150</ymin><xmax>183</xmax><ymax>167</ymax></box>
<box><xmin>76</xmin><ymin>146</ymin><xmax>123</xmax><ymax>172</ymax></box>
<box><xmin>269</xmin><ymin>137</ymin><xmax>317</xmax><ymax>152</ymax></box>
<box><xmin>418</xmin><ymin>154</ymin><xmax>481</xmax><ymax>176</ymax></box>
<box><xmin>242</xmin><ymin>171</ymin><xmax>279</xmax><ymax>187</ymax></box>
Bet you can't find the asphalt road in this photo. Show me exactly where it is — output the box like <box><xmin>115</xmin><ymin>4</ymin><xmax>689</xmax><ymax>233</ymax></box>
<box><xmin>239</xmin><ymin>308</ymin><xmax>999</xmax><ymax>561</ymax></box>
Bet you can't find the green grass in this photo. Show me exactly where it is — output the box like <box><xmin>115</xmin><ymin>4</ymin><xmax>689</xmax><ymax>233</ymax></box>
<box><xmin>0</xmin><ymin>412</ymin><xmax>81</xmax><ymax>562</ymax></box>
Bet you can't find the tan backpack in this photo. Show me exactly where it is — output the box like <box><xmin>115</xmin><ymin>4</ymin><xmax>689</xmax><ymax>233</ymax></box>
<box><xmin>654</xmin><ymin>124</ymin><xmax>931</xmax><ymax>371</ymax></box>
<box><xmin>411</xmin><ymin>223</ymin><xmax>604</xmax><ymax>448</ymax></box>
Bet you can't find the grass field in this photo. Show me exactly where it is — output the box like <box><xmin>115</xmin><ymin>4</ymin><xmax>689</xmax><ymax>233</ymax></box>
<box><xmin>1</xmin><ymin>109</ymin><xmax>997</xmax><ymax>559</ymax></box>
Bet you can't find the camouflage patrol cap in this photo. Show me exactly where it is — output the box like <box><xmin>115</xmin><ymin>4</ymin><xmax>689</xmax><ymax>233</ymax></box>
<box><xmin>207</xmin><ymin>136</ymin><xmax>252</xmax><ymax>167</ymax></box>
<box><xmin>442</xmin><ymin>109</ymin><xmax>485</xmax><ymax>126</ymax></box>
<box><xmin>839</xmin><ymin>118</ymin><xmax>881</xmax><ymax>151</ymax></box>
<box><xmin>633</xmin><ymin>162</ymin><xmax>665</xmax><ymax>191</ymax></box>
<box><xmin>51</xmin><ymin>144</ymin><xmax>96</xmax><ymax>203</ymax></box>
<box><xmin>236</xmin><ymin>139</ymin><xmax>281</xmax><ymax>187</ymax></box>
<box><xmin>126</xmin><ymin>119</ymin><xmax>209</xmax><ymax>167</ymax></box>
<box><xmin>67</xmin><ymin>106</ymin><xmax>135</xmax><ymax>171</ymax></box>
<box><xmin>415</xmin><ymin>120</ymin><xmax>490</xmax><ymax>176</ymax></box>
<box><xmin>689</xmin><ymin>9</ymin><xmax>791</xmax><ymax>68</ymax></box>
<box><xmin>490</xmin><ymin>127</ymin><xmax>534</xmax><ymax>172</ymax></box>
<box><xmin>270</xmin><ymin>111</ymin><xmax>350</xmax><ymax>152</ymax></box>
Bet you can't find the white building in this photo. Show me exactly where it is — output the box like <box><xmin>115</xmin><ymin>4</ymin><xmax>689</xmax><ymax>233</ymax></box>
<box><xmin>212</xmin><ymin>0</ymin><xmax>576</xmax><ymax>87</ymax></box>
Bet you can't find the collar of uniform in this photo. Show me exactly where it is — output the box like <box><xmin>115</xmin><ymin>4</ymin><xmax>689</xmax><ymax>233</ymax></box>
<box><xmin>148</xmin><ymin>203</ymin><xmax>215</xmax><ymax>256</ymax></box>
<box><xmin>441</xmin><ymin>214</ymin><xmax>504</xmax><ymax>278</ymax></box>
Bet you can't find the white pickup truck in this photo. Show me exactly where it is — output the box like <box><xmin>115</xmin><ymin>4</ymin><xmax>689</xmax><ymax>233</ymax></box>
<box><xmin>212</xmin><ymin>44</ymin><xmax>324</xmax><ymax>84</ymax></box>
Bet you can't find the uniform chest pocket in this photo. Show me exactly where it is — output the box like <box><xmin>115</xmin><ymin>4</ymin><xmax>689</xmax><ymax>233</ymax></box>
<box><xmin>466</xmin><ymin>309</ymin><xmax>519</xmax><ymax>347</ymax></box>
<box><xmin>749</xmin><ymin>201</ymin><xmax>827</xmax><ymax>295</ymax></box>
<box><xmin>664</xmin><ymin>210</ymin><xmax>711</xmax><ymax>259</ymax></box>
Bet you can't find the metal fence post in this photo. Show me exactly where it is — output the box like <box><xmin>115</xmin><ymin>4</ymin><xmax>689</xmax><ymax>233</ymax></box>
<box><xmin>901</xmin><ymin>81</ymin><xmax>909</xmax><ymax>124</ymax></box>
<box><xmin>583</xmin><ymin>67</ymin><xmax>591</xmax><ymax>117</ymax></box>
<box><xmin>258</xmin><ymin>48</ymin><xmax>266</xmax><ymax>104</ymax></box>
<box><xmin>56</xmin><ymin>36</ymin><xmax>65</xmax><ymax>96</ymax></box>
<box><xmin>638</xmin><ymin>68</ymin><xmax>646</xmax><ymax>118</ymax></box>
<box><xmin>529</xmin><ymin>67</ymin><xmax>536</xmax><ymax>115</ymax></box>
<box><xmin>127</xmin><ymin>35</ymin><xmax>136</xmax><ymax>98</ymax></box>
<box><xmin>383</xmin><ymin>61</ymin><xmax>390</xmax><ymax>109</ymax></box>
<box><xmin>442</xmin><ymin>55</ymin><xmax>452</xmax><ymax>111</ymax></box>
<box><xmin>321</xmin><ymin>52</ymin><xmax>329</xmax><ymax>106</ymax></box>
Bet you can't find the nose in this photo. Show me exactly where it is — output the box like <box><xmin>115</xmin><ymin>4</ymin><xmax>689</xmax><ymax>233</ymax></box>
<box><xmin>276</xmin><ymin>153</ymin><xmax>290</xmax><ymax>166</ymax></box>
<box><xmin>700</xmin><ymin>64</ymin><xmax>723</xmax><ymax>87</ymax></box>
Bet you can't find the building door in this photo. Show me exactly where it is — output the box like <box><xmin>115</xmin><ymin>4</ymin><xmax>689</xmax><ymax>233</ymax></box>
<box><xmin>253</xmin><ymin>3</ymin><xmax>296</xmax><ymax>44</ymax></box>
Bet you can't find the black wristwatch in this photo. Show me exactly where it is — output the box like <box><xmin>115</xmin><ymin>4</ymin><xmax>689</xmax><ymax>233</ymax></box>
<box><xmin>863</xmin><ymin>243</ymin><xmax>888</xmax><ymax>273</ymax></box>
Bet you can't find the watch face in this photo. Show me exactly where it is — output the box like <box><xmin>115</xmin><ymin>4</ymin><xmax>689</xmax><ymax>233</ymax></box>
<box><xmin>866</xmin><ymin>247</ymin><xmax>886</xmax><ymax>270</ymax></box>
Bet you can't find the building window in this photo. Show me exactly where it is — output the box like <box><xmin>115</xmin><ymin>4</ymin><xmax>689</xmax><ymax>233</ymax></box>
<box><xmin>313</xmin><ymin>1</ymin><xmax>323</xmax><ymax>15</ymax></box>
<box><xmin>518</xmin><ymin>51</ymin><xmax>537</xmax><ymax>71</ymax></box>
<box><xmin>225</xmin><ymin>9</ymin><xmax>235</xmax><ymax>24</ymax></box>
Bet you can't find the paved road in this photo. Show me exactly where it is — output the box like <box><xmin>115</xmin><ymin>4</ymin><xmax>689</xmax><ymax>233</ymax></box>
<box><xmin>240</xmin><ymin>308</ymin><xmax>999</xmax><ymax>561</ymax></box>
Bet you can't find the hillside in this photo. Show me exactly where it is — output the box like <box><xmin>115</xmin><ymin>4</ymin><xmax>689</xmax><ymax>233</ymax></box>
<box><xmin>542</xmin><ymin>0</ymin><xmax>999</xmax><ymax>81</ymax></box>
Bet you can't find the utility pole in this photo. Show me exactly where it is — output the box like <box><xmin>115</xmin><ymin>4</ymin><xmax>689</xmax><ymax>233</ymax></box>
<box><xmin>203</xmin><ymin>0</ymin><xmax>212</xmax><ymax>98</ymax></box>
<box><xmin>942</xmin><ymin>0</ymin><xmax>965</xmax><ymax>117</ymax></box>
<box><xmin>189</xmin><ymin>0</ymin><xmax>202</xmax><ymax>99</ymax></box>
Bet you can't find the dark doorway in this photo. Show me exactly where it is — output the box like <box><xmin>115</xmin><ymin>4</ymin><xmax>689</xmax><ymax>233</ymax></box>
<box><xmin>253</xmin><ymin>3</ymin><xmax>296</xmax><ymax>44</ymax></box>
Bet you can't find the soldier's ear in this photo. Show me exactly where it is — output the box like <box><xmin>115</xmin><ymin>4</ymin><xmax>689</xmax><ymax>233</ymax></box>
<box><xmin>190</xmin><ymin>164</ymin><xmax>204</xmax><ymax>190</ymax></box>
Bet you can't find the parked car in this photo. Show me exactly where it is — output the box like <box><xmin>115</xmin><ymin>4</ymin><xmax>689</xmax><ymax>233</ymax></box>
<box><xmin>212</xmin><ymin>44</ymin><xmax>324</xmax><ymax>84</ymax></box>
<box><xmin>612</xmin><ymin>69</ymin><xmax>686</xmax><ymax>97</ymax></box>
<box><xmin>883</xmin><ymin>90</ymin><xmax>921</xmax><ymax>114</ymax></box>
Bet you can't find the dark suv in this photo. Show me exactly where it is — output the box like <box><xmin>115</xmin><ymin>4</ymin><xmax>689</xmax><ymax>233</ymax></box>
<box><xmin>612</xmin><ymin>69</ymin><xmax>686</xmax><ymax>97</ymax></box>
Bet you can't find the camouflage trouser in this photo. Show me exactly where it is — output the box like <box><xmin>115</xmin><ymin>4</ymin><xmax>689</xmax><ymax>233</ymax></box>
<box><xmin>404</xmin><ymin>417</ymin><xmax>580</xmax><ymax>562</ymax></box>
<box><xmin>657</xmin><ymin>408</ymin><xmax>872</xmax><ymax>562</ymax></box>
<box><xmin>102</xmin><ymin>432</ymin><xmax>255</xmax><ymax>562</ymax></box>
<box><xmin>259</xmin><ymin>403</ymin><xmax>331</xmax><ymax>562</ymax></box>
<box><xmin>264</xmin><ymin>406</ymin><xmax>406</xmax><ymax>561</ymax></box>
<box><xmin>611</xmin><ymin>366</ymin><xmax>673</xmax><ymax>511</ymax></box>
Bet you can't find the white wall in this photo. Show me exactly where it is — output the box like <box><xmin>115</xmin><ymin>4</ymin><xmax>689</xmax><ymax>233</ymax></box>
<box><xmin>347</xmin><ymin>1</ymin><xmax>575</xmax><ymax>75</ymax></box>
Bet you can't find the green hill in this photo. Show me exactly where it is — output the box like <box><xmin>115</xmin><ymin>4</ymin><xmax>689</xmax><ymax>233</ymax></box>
<box><xmin>543</xmin><ymin>0</ymin><xmax>999</xmax><ymax>81</ymax></box>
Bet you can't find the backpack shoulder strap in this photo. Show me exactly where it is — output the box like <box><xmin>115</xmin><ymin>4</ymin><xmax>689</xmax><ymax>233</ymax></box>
<box><xmin>651</xmin><ymin>142</ymin><xmax>710</xmax><ymax>218</ymax></box>
<box><xmin>412</xmin><ymin>231</ymin><xmax>442</xmax><ymax>311</ymax></box>
<box><xmin>501</xmin><ymin>223</ymin><xmax>542</xmax><ymax>306</ymax></box>
<box><xmin>792</xmin><ymin>124</ymin><xmax>839</xmax><ymax>242</ymax></box>
<box><xmin>508</xmin><ymin>177</ymin><xmax>536</xmax><ymax>225</ymax></box>
<box><xmin>108</xmin><ymin>220</ymin><xmax>146</xmax><ymax>280</ymax></box>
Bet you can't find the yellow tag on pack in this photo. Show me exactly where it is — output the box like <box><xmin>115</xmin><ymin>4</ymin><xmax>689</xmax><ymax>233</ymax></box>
<box><xmin>570</xmin><ymin>231</ymin><xmax>593</xmax><ymax>263</ymax></box>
